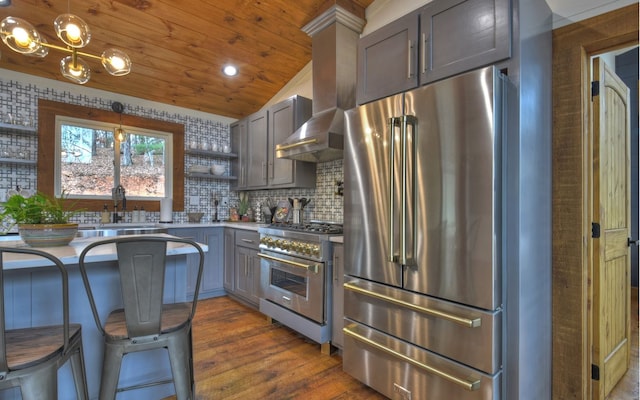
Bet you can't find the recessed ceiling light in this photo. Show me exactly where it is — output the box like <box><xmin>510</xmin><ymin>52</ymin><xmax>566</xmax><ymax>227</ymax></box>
<box><xmin>223</xmin><ymin>65</ymin><xmax>238</xmax><ymax>77</ymax></box>
<box><xmin>0</xmin><ymin>0</ymin><xmax>11</xmax><ymax>6</ymax></box>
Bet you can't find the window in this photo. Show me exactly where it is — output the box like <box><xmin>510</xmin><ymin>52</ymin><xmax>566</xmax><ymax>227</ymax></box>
<box><xmin>56</xmin><ymin>116</ymin><xmax>172</xmax><ymax>200</ymax></box>
<box><xmin>38</xmin><ymin>99</ymin><xmax>185</xmax><ymax>213</ymax></box>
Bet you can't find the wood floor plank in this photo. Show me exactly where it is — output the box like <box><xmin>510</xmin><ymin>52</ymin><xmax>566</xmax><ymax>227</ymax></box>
<box><xmin>181</xmin><ymin>296</ymin><xmax>386</xmax><ymax>400</ymax></box>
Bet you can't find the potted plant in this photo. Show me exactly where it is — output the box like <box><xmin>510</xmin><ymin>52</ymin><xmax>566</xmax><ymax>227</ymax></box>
<box><xmin>238</xmin><ymin>192</ymin><xmax>251</xmax><ymax>222</ymax></box>
<box><xmin>0</xmin><ymin>191</ymin><xmax>82</xmax><ymax>247</ymax></box>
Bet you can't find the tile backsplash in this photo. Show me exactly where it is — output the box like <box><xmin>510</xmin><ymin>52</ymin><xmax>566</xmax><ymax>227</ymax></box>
<box><xmin>0</xmin><ymin>75</ymin><xmax>344</xmax><ymax>224</ymax></box>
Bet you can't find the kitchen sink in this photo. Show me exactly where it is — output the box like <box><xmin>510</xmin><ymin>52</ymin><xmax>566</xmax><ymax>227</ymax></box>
<box><xmin>76</xmin><ymin>226</ymin><xmax>168</xmax><ymax>238</ymax></box>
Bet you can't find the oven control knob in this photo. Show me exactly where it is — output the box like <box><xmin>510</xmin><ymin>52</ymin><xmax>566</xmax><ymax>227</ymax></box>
<box><xmin>274</xmin><ymin>239</ymin><xmax>283</xmax><ymax>248</ymax></box>
<box><xmin>312</xmin><ymin>245</ymin><xmax>320</xmax><ymax>257</ymax></box>
<box><xmin>281</xmin><ymin>240</ymin><xmax>291</xmax><ymax>250</ymax></box>
<box><xmin>304</xmin><ymin>244</ymin><xmax>312</xmax><ymax>255</ymax></box>
<box><xmin>291</xmin><ymin>242</ymin><xmax>300</xmax><ymax>252</ymax></box>
<box><xmin>263</xmin><ymin>237</ymin><xmax>274</xmax><ymax>247</ymax></box>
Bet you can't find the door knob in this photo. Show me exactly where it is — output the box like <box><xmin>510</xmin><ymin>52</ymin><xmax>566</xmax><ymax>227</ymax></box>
<box><xmin>629</xmin><ymin>237</ymin><xmax>639</xmax><ymax>247</ymax></box>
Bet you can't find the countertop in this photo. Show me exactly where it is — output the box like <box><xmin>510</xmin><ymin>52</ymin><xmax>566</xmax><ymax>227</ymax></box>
<box><xmin>0</xmin><ymin>233</ymin><xmax>208</xmax><ymax>270</ymax></box>
<box><xmin>81</xmin><ymin>221</ymin><xmax>267</xmax><ymax>232</ymax></box>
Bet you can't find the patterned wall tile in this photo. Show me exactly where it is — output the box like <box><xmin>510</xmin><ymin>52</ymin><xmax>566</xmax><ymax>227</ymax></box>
<box><xmin>0</xmin><ymin>76</ymin><xmax>344</xmax><ymax>225</ymax></box>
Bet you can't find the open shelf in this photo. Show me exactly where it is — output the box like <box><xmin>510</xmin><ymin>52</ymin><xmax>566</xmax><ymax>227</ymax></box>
<box><xmin>185</xmin><ymin>149</ymin><xmax>237</xmax><ymax>159</ymax></box>
<box><xmin>0</xmin><ymin>122</ymin><xmax>37</xmax><ymax>136</ymax></box>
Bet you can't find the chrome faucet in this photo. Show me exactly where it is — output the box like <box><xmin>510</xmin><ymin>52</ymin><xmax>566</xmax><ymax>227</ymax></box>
<box><xmin>112</xmin><ymin>185</ymin><xmax>126</xmax><ymax>223</ymax></box>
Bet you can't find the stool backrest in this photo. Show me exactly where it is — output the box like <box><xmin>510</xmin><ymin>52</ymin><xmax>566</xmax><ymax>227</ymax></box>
<box><xmin>0</xmin><ymin>247</ymin><xmax>71</xmax><ymax>374</ymax></box>
<box><xmin>78</xmin><ymin>236</ymin><xmax>205</xmax><ymax>339</ymax></box>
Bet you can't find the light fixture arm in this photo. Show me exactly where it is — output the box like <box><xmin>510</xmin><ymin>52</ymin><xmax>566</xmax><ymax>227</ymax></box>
<box><xmin>39</xmin><ymin>41</ymin><xmax>103</xmax><ymax>62</ymax></box>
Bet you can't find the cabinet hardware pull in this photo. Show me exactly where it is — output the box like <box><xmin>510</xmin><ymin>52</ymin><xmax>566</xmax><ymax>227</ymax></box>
<box><xmin>344</xmin><ymin>282</ymin><xmax>481</xmax><ymax>328</ymax></box>
<box><xmin>421</xmin><ymin>33</ymin><xmax>426</xmax><ymax>74</ymax></box>
<box><xmin>343</xmin><ymin>325</ymin><xmax>481</xmax><ymax>391</ymax></box>
<box><xmin>276</xmin><ymin>138</ymin><xmax>317</xmax><ymax>151</ymax></box>
<box><xmin>407</xmin><ymin>39</ymin><xmax>413</xmax><ymax>79</ymax></box>
<box><xmin>241</xmin><ymin>239</ymin><xmax>254</xmax><ymax>243</ymax></box>
<box><xmin>257</xmin><ymin>253</ymin><xmax>318</xmax><ymax>273</ymax></box>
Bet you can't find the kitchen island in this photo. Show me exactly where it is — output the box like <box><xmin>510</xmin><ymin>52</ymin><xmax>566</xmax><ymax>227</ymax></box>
<box><xmin>0</xmin><ymin>234</ymin><xmax>208</xmax><ymax>400</ymax></box>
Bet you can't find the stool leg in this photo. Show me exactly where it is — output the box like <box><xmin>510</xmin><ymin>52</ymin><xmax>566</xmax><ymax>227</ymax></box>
<box><xmin>70</xmin><ymin>340</ymin><xmax>89</xmax><ymax>400</ymax></box>
<box><xmin>167</xmin><ymin>331</ymin><xmax>194</xmax><ymax>400</ymax></box>
<box><xmin>99</xmin><ymin>342</ymin><xmax>124</xmax><ymax>400</ymax></box>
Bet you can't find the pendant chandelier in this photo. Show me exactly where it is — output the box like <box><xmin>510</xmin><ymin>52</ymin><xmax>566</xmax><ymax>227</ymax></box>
<box><xmin>0</xmin><ymin>10</ymin><xmax>131</xmax><ymax>85</ymax></box>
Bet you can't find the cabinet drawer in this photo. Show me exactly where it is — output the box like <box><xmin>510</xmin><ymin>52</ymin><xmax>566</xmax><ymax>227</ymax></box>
<box><xmin>344</xmin><ymin>278</ymin><xmax>501</xmax><ymax>374</ymax></box>
<box><xmin>235</xmin><ymin>230</ymin><xmax>259</xmax><ymax>248</ymax></box>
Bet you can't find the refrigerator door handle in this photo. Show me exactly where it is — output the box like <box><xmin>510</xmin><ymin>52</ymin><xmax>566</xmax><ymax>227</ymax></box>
<box><xmin>343</xmin><ymin>325</ymin><xmax>481</xmax><ymax>391</ymax></box>
<box><xmin>344</xmin><ymin>282</ymin><xmax>481</xmax><ymax>328</ymax></box>
<box><xmin>400</xmin><ymin>115</ymin><xmax>417</xmax><ymax>265</ymax></box>
<box><xmin>388</xmin><ymin>117</ymin><xmax>400</xmax><ymax>263</ymax></box>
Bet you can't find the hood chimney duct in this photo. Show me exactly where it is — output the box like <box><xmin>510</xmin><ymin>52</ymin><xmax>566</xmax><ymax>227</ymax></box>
<box><xmin>276</xmin><ymin>5</ymin><xmax>365</xmax><ymax>162</ymax></box>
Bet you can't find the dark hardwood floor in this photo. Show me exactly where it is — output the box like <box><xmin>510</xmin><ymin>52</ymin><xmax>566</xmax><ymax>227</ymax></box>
<box><xmin>166</xmin><ymin>290</ymin><xmax>639</xmax><ymax>400</ymax></box>
<box><xmin>183</xmin><ymin>296</ymin><xmax>385</xmax><ymax>400</ymax></box>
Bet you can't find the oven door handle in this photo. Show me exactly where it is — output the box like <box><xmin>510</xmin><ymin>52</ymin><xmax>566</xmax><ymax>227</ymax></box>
<box><xmin>258</xmin><ymin>253</ymin><xmax>318</xmax><ymax>273</ymax></box>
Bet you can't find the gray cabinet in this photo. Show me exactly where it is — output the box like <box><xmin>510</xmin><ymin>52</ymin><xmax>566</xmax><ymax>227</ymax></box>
<box><xmin>267</xmin><ymin>96</ymin><xmax>315</xmax><ymax>188</ymax></box>
<box><xmin>223</xmin><ymin>228</ymin><xmax>235</xmax><ymax>291</ymax></box>
<box><xmin>420</xmin><ymin>0</ymin><xmax>511</xmax><ymax>83</ymax></box>
<box><xmin>231</xmin><ymin>96</ymin><xmax>315</xmax><ymax>190</ymax></box>
<box><xmin>331</xmin><ymin>243</ymin><xmax>344</xmax><ymax>349</ymax></box>
<box><xmin>230</xmin><ymin>229</ymin><xmax>261</xmax><ymax>307</ymax></box>
<box><xmin>169</xmin><ymin>227</ymin><xmax>225</xmax><ymax>299</ymax></box>
<box><xmin>357</xmin><ymin>0</ymin><xmax>511</xmax><ymax>104</ymax></box>
<box><xmin>230</xmin><ymin>120</ymin><xmax>247</xmax><ymax>188</ymax></box>
<box><xmin>246</xmin><ymin>110</ymin><xmax>269</xmax><ymax>188</ymax></box>
<box><xmin>357</xmin><ymin>12</ymin><xmax>420</xmax><ymax>104</ymax></box>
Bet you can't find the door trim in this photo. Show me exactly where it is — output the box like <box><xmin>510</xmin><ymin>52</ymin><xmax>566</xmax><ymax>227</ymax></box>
<box><xmin>552</xmin><ymin>4</ymin><xmax>638</xmax><ymax>399</ymax></box>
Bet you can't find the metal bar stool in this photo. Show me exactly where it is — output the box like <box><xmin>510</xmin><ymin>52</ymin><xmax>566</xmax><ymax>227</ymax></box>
<box><xmin>0</xmin><ymin>246</ymin><xmax>89</xmax><ymax>400</ymax></box>
<box><xmin>78</xmin><ymin>236</ymin><xmax>205</xmax><ymax>400</ymax></box>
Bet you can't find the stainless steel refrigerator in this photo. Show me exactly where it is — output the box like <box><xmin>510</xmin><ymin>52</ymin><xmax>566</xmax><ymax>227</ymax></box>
<box><xmin>343</xmin><ymin>66</ymin><xmax>508</xmax><ymax>400</ymax></box>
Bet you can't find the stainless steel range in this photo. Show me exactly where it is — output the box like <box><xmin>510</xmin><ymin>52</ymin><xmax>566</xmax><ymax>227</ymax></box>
<box><xmin>258</xmin><ymin>221</ymin><xmax>342</xmax><ymax>354</ymax></box>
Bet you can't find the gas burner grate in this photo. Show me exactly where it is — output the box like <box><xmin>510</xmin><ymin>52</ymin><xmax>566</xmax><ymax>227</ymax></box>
<box><xmin>268</xmin><ymin>222</ymin><xmax>343</xmax><ymax>235</ymax></box>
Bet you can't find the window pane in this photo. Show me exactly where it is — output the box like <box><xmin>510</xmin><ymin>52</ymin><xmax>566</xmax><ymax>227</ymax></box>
<box><xmin>120</xmin><ymin>133</ymin><xmax>167</xmax><ymax>198</ymax></box>
<box><xmin>60</xmin><ymin>124</ymin><xmax>115</xmax><ymax>196</ymax></box>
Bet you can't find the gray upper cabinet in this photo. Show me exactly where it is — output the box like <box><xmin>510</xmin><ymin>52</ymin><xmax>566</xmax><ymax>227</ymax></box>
<box><xmin>268</xmin><ymin>96</ymin><xmax>315</xmax><ymax>188</ymax></box>
<box><xmin>246</xmin><ymin>110</ymin><xmax>268</xmax><ymax>189</ymax></box>
<box><xmin>357</xmin><ymin>0</ymin><xmax>511</xmax><ymax>104</ymax></box>
<box><xmin>230</xmin><ymin>120</ymin><xmax>247</xmax><ymax>189</ymax></box>
<box><xmin>420</xmin><ymin>0</ymin><xmax>511</xmax><ymax>83</ymax></box>
<box><xmin>357</xmin><ymin>12</ymin><xmax>420</xmax><ymax>105</ymax></box>
<box><xmin>232</xmin><ymin>95</ymin><xmax>315</xmax><ymax>190</ymax></box>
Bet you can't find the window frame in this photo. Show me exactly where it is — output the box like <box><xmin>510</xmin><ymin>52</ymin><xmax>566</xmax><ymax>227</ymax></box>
<box><xmin>54</xmin><ymin>115</ymin><xmax>174</xmax><ymax>201</ymax></box>
<box><xmin>38</xmin><ymin>99</ymin><xmax>185</xmax><ymax>213</ymax></box>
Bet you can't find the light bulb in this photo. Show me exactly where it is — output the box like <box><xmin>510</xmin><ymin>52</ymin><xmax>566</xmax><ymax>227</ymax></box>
<box><xmin>65</xmin><ymin>23</ymin><xmax>81</xmax><ymax>43</ymax></box>
<box><xmin>223</xmin><ymin>65</ymin><xmax>238</xmax><ymax>76</ymax></box>
<box><xmin>101</xmin><ymin>48</ymin><xmax>131</xmax><ymax>76</ymax></box>
<box><xmin>12</xmin><ymin>26</ymin><xmax>30</xmax><ymax>47</ymax></box>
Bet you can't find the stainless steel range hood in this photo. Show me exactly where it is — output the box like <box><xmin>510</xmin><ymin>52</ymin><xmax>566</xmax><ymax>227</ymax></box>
<box><xmin>276</xmin><ymin>5</ymin><xmax>364</xmax><ymax>163</ymax></box>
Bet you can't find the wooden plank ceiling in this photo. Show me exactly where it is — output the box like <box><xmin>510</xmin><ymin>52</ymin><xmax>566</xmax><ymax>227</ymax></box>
<box><xmin>0</xmin><ymin>0</ymin><xmax>373</xmax><ymax>119</ymax></box>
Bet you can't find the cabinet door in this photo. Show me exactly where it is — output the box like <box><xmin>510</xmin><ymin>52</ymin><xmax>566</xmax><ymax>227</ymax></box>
<box><xmin>223</xmin><ymin>229</ymin><xmax>235</xmax><ymax>291</ymax></box>
<box><xmin>420</xmin><ymin>0</ymin><xmax>511</xmax><ymax>84</ymax></box>
<box><xmin>168</xmin><ymin>228</ymin><xmax>202</xmax><ymax>297</ymax></box>
<box><xmin>235</xmin><ymin>246</ymin><xmax>255</xmax><ymax>304</ymax></box>
<box><xmin>230</xmin><ymin>120</ymin><xmax>247</xmax><ymax>189</ymax></box>
<box><xmin>268</xmin><ymin>96</ymin><xmax>315</xmax><ymax>188</ymax></box>
<box><xmin>357</xmin><ymin>12</ymin><xmax>419</xmax><ymax>105</ymax></box>
<box><xmin>246</xmin><ymin>110</ymin><xmax>268</xmax><ymax>188</ymax></box>
<box><xmin>248</xmin><ymin>248</ymin><xmax>261</xmax><ymax>305</ymax></box>
<box><xmin>200</xmin><ymin>228</ymin><xmax>224</xmax><ymax>298</ymax></box>
<box><xmin>331</xmin><ymin>243</ymin><xmax>344</xmax><ymax>349</ymax></box>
